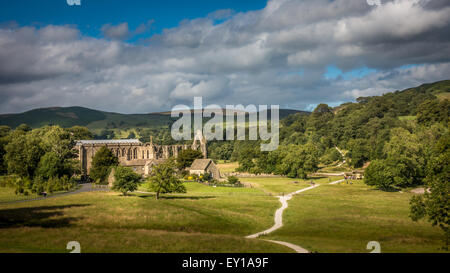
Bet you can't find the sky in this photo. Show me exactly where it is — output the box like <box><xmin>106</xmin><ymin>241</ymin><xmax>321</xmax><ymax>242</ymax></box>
<box><xmin>0</xmin><ymin>0</ymin><xmax>449</xmax><ymax>114</ymax></box>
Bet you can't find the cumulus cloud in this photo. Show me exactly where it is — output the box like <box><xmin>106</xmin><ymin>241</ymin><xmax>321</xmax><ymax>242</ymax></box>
<box><xmin>0</xmin><ymin>0</ymin><xmax>450</xmax><ymax>114</ymax></box>
<box><xmin>100</xmin><ymin>20</ymin><xmax>154</xmax><ymax>40</ymax></box>
<box><xmin>101</xmin><ymin>22</ymin><xmax>131</xmax><ymax>40</ymax></box>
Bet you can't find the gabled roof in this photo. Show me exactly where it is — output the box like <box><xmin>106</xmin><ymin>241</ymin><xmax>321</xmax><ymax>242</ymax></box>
<box><xmin>76</xmin><ymin>139</ymin><xmax>141</xmax><ymax>145</ymax></box>
<box><xmin>189</xmin><ymin>159</ymin><xmax>213</xmax><ymax>170</ymax></box>
<box><xmin>145</xmin><ymin>159</ymin><xmax>167</xmax><ymax>166</ymax></box>
<box><xmin>121</xmin><ymin>159</ymin><xmax>148</xmax><ymax>166</ymax></box>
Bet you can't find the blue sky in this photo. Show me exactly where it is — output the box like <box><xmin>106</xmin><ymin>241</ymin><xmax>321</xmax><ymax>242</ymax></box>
<box><xmin>0</xmin><ymin>0</ymin><xmax>266</xmax><ymax>39</ymax></box>
<box><xmin>324</xmin><ymin>66</ymin><xmax>379</xmax><ymax>80</ymax></box>
<box><xmin>0</xmin><ymin>0</ymin><xmax>449</xmax><ymax>114</ymax></box>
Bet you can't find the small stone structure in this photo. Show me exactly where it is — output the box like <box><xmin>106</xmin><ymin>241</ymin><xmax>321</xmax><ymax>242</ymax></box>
<box><xmin>188</xmin><ymin>159</ymin><xmax>221</xmax><ymax>179</ymax></box>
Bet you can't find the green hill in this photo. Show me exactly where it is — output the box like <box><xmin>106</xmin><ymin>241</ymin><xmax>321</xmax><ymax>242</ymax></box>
<box><xmin>0</xmin><ymin>106</ymin><xmax>173</xmax><ymax>130</ymax></box>
<box><xmin>2</xmin><ymin>79</ymin><xmax>447</xmax><ymax>133</ymax></box>
<box><xmin>0</xmin><ymin>106</ymin><xmax>305</xmax><ymax>132</ymax></box>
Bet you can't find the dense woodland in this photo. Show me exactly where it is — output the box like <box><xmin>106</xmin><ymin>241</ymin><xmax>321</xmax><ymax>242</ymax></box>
<box><xmin>208</xmin><ymin>81</ymin><xmax>449</xmax><ymax>186</ymax></box>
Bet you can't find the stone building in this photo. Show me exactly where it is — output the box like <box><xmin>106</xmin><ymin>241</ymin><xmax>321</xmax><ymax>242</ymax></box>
<box><xmin>188</xmin><ymin>159</ymin><xmax>221</xmax><ymax>180</ymax></box>
<box><xmin>76</xmin><ymin>133</ymin><xmax>207</xmax><ymax>176</ymax></box>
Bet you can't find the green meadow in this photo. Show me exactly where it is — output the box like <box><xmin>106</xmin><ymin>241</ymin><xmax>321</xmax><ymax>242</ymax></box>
<box><xmin>264</xmin><ymin>179</ymin><xmax>446</xmax><ymax>253</ymax></box>
<box><xmin>239</xmin><ymin>176</ymin><xmax>342</xmax><ymax>195</ymax></box>
<box><xmin>0</xmin><ymin>181</ymin><xmax>291</xmax><ymax>253</ymax></box>
<box><xmin>0</xmin><ymin>177</ymin><xmax>446</xmax><ymax>253</ymax></box>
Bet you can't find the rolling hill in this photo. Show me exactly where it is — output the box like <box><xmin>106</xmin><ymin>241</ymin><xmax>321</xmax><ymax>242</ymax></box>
<box><xmin>1</xmin><ymin>79</ymin><xmax>447</xmax><ymax>132</ymax></box>
<box><xmin>0</xmin><ymin>106</ymin><xmax>306</xmax><ymax>131</ymax></box>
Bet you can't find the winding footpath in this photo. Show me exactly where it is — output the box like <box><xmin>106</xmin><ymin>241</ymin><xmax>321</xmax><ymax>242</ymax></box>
<box><xmin>246</xmin><ymin>179</ymin><xmax>345</xmax><ymax>253</ymax></box>
<box><xmin>335</xmin><ymin>146</ymin><xmax>346</xmax><ymax>167</ymax></box>
<box><xmin>2</xmin><ymin>179</ymin><xmax>347</xmax><ymax>253</ymax></box>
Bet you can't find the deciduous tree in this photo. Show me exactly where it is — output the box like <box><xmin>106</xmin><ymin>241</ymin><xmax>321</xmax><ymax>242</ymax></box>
<box><xmin>90</xmin><ymin>146</ymin><xmax>119</xmax><ymax>183</ymax></box>
<box><xmin>147</xmin><ymin>158</ymin><xmax>186</xmax><ymax>199</ymax></box>
<box><xmin>112</xmin><ymin>166</ymin><xmax>142</xmax><ymax>196</ymax></box>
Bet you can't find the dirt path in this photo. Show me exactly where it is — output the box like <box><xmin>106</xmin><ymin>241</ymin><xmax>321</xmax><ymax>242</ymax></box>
<box><xmin>335</xmin><ymin>146</ymin><xmax>346</xmax><ymax>167</ymax></box>
<box><xmin>246</xmin><ymin>179</ymin><xmax>345</xmax><ymax>253</ymax></box>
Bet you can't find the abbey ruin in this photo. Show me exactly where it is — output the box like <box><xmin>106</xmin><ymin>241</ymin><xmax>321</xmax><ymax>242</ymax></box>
<box><xmin>76</xmin><ymin>134</ymin><xmax>207</xmax><ymax>176</ymax></box>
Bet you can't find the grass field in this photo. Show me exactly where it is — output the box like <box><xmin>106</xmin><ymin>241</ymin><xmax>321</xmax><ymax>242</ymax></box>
<box><xmin>0</xmin><ymin>182</ymin><xmax>292</xmax><ymax>253</ymax></box>
<box><xmin>239</xmin><ymin>176</ymin><xmax>343</xmax><ymax>195</ymax></box>
<box><xmin>0</xmin><ymin>187</ymin><xmax>40</xmax><ymax>203</ymax></box>
<box><xmin>216</xmin><ymin>161</ymin><xmax>239</xmax><ymax>173</ymax></box>
<box><xmin>436</xmin><ymin>92</ymin><xmax>450</xmax><ymax>101</ymax></box>
<box><xmin>0</xmin><ymin>186</ymin><xmax>76</xmax><ymax>203</ymax></box>
<box><xmin>264</xmin><ymin>179</ymin><xmax>446</xmax><ymax>253</ymax></box>
<box><xmin>0</xmin><ymin>177</ymin><xmax>446</xmax><ymax>253</ymax></box>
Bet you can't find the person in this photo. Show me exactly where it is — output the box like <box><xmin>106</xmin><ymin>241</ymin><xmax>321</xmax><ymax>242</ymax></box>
<box><xmin>42</xmin><ymin>192</ymin><xmax>47</xmax><ymax>197</ymax></box>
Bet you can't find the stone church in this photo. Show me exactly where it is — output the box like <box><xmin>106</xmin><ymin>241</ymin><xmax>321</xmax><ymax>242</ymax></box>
<box><xmin>76</xmin><ymin>133</ymin><xmax>207</xmax><ymax>176</ymax></box>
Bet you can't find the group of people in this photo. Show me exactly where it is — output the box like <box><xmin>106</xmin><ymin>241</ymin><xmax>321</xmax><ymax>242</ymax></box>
<box><xmin>344</xmin><ymin>176</ymin><xmax>353</xmax><ymax>184</ymax></box>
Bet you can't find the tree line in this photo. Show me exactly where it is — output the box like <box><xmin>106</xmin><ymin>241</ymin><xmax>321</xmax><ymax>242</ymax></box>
<box><xmin>0</xmin><ymin>125</ymin><xmax>93</xmax><ymax>195</ymax></box>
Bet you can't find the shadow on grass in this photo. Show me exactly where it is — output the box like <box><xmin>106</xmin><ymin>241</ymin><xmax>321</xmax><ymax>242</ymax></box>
<box><xmin>136</xmin><ymin>194</ymin><xmax>215</xmax><ymax>200</ymax></box>
<box><xmin>0</xmin><ymin>204</ymin><xmax>89</xmax><ymax>229</ymax></box>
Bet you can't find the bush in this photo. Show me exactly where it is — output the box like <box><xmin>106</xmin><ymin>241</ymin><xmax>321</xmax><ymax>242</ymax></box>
<box><xmin>112</xmin><ymin>166</ymin><xmax>142</xmax><ymax>196</ymax></box>
<box><xmin>227</xmin><ymin>176</ymin><xmax>240</xmax><ymax>185</ymax></box>
<box><xmin>14</xmin><ymin>176</ymin><xmax>32</xmax><ymax>196</ymax></box>
<box><xmin>0</xmin><ymin>175</ymin><xmax>18</xmax><ymax>187</ymax></box>
<box><xmin>202</xmin><ymin>172</ymin><xmax>212</xmax><ymax>182</ymax></box>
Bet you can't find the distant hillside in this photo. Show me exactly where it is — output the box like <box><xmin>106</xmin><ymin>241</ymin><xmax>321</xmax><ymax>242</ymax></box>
<box><xmin>333</xmin><ymin>79</ymin><xmax>450</xmax><ymax>114</ymax></box>
<box><xmin>0</xmin><ymin>106</ymin><xmax>305</xmax><ymax>130</ymax></box>
<box><xmin>2</xmin><ymin>79</ymin><xmax>447</xmax><ymax>131</ymax></box>
<box><xmin>0</xmin><ymin>106</ymin><xmax>174</xmax><ymax>130</ymax></box>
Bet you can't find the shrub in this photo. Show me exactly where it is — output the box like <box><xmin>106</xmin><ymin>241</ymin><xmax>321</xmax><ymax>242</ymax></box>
<box><xmin>112</xmin><ymin>166</ymin><xmax>142</xmax><ymax>196</ymax></box>
<box><xmin>227</xmin><ymin>176</ymin><xmax>240</xmax><ymax>185</ymax></box>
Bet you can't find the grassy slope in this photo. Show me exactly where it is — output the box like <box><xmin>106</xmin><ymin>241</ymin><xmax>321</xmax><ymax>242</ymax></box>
<box><xmin>239</xmin><ymin>176</ymin><xmax>343</xmax><ymax>195</ymax></box>
<box><xmin>0</xmin><ymin>177</ymin><xmax>446</xmax><ymax>253</ymax></box>
<box><xmin>0</xmin><ymin>182</ymin><xmax>292</xmax><ymax>253</ymax></box>
<box><xmin>264</xmin><ymin>180</ymin><xmax>446</xmax><ymax>253</ymax></box>
<box><xmin>0</xmin><ymin>106</ymin><xmax>303</xmax><ymax>131</ymax></box>
<box><xmin>216</xmin><ymin>161</ymin><xmax>239</xmax><ymax>173</ymax></box>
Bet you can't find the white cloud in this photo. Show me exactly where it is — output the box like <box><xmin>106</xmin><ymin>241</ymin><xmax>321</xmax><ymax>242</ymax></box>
<box><xmin>101</xmin><ymin>23</ymin><xmax>131</xmax><ymax>40</ymax></box>
<box><xmin>0</xmin><ymin>0</ymin><xmax>449</xmax><ymax>114</ymax></box>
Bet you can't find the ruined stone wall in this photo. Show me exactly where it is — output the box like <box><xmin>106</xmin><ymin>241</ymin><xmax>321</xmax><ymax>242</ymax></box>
<box><xmin>78</xmin><ymin>139</ymin><xmax>207</xmax><ymax>175</ymax></box>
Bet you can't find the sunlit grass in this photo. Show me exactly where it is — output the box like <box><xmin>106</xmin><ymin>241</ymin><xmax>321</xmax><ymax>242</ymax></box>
<box><xmin>266</xmin><ymin>179</ymin><xmax>446</xmax><ymax>253</ymax></box>
<box><xmin>0</xmin><ymin>186</ymin><xmax>75</xmax><ymax>203</ymax></box>
<box><xmin>0</xmin><ymin>182</ymin><xmax>292</xmax><ymax>253</ymax></box>
<box><xmin>0</xmin><ymin>187</ymin><xmax>40</xmax><ymax>203</ymax></box>
<box><xmin>216</xmin><ymin>161</ymin><xmax>239</xmax><ymax>173</ymax></box>
<box><xmin>239</xmin><ymin>176</ymin><xmax>343</xmax><ymax>195</ymax></box>
<box><xmin>0</xmin><ymin>177</ymin><xmax>445</xmax><ymax>253</ymax></box>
